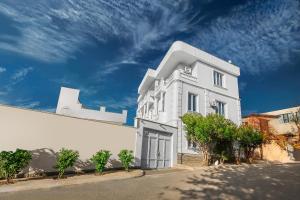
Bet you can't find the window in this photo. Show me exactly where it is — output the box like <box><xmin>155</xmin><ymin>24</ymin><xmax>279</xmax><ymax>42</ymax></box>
<box><xmin>188</xmin><ymin>138</ymin><xmax>197</xmax><ymax>149</ymax></box>
<box><xmin>215</xmin><ymin>101</ymin><xmax>225</xmax><ymax>116</ymax></box>
<box><xmin>188</xmin><ymin>93</ymin><xmax>197</xmax><ymax>112</ymax></box>
<box><xmin>162</xmin><ymin>92</ymin><xmax>165</xmax><ymax>112</ymax></box>
<box><xmin>281</xmin><ymin>113</ymin><xmax>294</xmax><ymax>123</ymax></box>
<box><xmin>213</xmin><ymin>71</ymin><xmax>224</xmax><ymax>87</ymax></box>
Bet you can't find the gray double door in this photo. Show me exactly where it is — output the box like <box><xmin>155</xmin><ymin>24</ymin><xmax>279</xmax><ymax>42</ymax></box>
<box><xmin>141</xmin><ymin>128</ymin><xmax>171</xmax><ymax>169</ymax></box>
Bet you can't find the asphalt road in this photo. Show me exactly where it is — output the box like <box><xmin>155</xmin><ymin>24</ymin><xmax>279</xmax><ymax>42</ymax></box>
<box><xmin>1</xmin><ymin>163</ymin><xmax>300</xmax><ymax>200</ymax></box>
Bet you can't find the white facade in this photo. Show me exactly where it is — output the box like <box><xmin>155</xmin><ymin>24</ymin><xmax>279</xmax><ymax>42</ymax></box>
<box><xmin>136</xmin><ymin>41</ymin><xmax>241</xmax><ymax>155</ymax></box>
<box><xmin>263</xmin><ymin>106</ymin><xmax>300</xmax><ymax>137</ymax></box>
<box><xmin>56</xmin><ymin>87</ymin><xmax>127</xmax><ymax>124</ymax></box>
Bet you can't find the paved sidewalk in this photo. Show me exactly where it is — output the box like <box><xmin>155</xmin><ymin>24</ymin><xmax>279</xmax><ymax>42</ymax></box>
<box><xmin>0</xmin><ymin>169</ymin><xmax>144</xmax><ymax>193</ymax></box>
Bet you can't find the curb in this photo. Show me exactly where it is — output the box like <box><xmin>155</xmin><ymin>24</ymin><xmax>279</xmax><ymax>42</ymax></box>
<box><xmin>0</xmin><ymin>169</ymin><xmax>144</xmax><ymax>193</ymax></box>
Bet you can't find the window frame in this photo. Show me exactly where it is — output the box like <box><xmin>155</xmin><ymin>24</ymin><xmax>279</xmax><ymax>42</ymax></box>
<box><xmin>188</xmin><ymin>92</ymin><xmax>198</xmax><ymax>112</ymax></box>
<box><xmin>161</xmin><ymin>92</ymin><xmax>165</xmax><ymax>112</ymax></box>
<box><xmin>213</xmin><ymin>70</ymin><xmax>224</xmax><ymax>88</ymax></box>
<box><xmin>282</xmin><ymin>113</ymin><xmax>290</xmax><ymax>123</ymax></box>
<box><xmin>215</xmin><ymin>100</ymin><xmax>226</xmax><ymax>117</ymax></box>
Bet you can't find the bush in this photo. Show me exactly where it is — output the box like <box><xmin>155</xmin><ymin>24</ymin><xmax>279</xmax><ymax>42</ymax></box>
<box><xmin>182</xmin><ymin>113</ymin><xmax>237</xmax><ymax>164</ymax></box>
<box><xmin>0</xmin><ymin>149</ymin><xmax>32</xmax><ymax>183</ymax></box>
<box><xmin>0</xmin><ymin>159</ymin><xmax>4</xmax><ymax>179</ymax></box>
<box><xmin>118</xmin><ymin>150</ymin><xmax>134</xmax><ymax>171</ymax></box>
<box><xmin>91</xmin><ymin>150</ymin><xmax>111</xmax><ymax>174</ymax></box>
<box><xmin>236</xmin><ymin>125</ymin><xmax>263</xmax><ymax>163</ymax></box>
<box><xmin>182</xmin><ymin>113</ymin><xmax>264</xmax><ymax>165</ymax></box>
<box><xmin>55</xmin><ymin>148</ymin><xmax>79</xmax><ymax>178</ymax></box>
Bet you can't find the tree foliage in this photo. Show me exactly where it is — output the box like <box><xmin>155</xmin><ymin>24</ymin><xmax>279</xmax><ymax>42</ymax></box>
<box><xmin>182</xmin><ymin>113</ymin><xmax>237</xmax><ymax>163</ymax></box>
<box><xmin>0</xmin><ymin>149</ymin><xmax>32</xmax><ymax>183</ymax></box>
<box><xmin>55</xmin><ymin>148</ymin><xmax>79</xmax><ymax>178</ymax></box>
<box><xmin>237</xmin><ymin>125</ymin><xmax>263</xmax><ymax>163</ymax></box>
<box><xmin>91</xmin><ymin>150</ymin><xmax>111</xmax><ymax>174</ymax></box>
<box><xmin>118</xmin><ymin>150</ymin><xmax>134</xmax><ymax>171</ymax></box>
<box><xmin>182</xmin><ymin>113</ymin><xmax>263</xmax><ymax>165</ymax></box>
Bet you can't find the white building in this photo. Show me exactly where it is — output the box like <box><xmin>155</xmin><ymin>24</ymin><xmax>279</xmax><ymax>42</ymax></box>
<box><xmin>135</xmin><ymin>41</ymin><xmax>241</xmax><ymax>167</ymax></box>
<box><xmin>56</xmin><ymin>87</ymin><xmax>127</xmax><ymax>125</ymax></box>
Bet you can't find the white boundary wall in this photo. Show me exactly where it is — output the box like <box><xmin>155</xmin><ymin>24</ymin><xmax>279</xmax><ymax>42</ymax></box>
<box><xmin>0</xmin><ymin>105</ymin><xmax>136</xmax><ymax>174</ymax></box>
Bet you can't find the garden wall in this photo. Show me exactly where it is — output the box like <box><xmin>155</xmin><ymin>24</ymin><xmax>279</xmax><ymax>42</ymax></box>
<box><xmin>261</xmin><ymin>141</ymin><xmax>294</xmax><ymax>163</ymax></box>
<box><xmin>0</xmin><ymin>105</ymin><xmax>136</xmax><ymax>175</ymax></box>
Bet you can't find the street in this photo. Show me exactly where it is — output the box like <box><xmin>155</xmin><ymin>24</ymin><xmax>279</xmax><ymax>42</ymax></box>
<box><xmin>1</xmin><ymin>163</ymin><xmax>300</xmax><ymax>200</ymax></box>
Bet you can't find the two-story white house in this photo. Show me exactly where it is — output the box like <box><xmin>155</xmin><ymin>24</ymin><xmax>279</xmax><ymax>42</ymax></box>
<box><xmin>135</xmin><ymin>41</ymin><xmax>241</xmax><ymax>168</ymax></box>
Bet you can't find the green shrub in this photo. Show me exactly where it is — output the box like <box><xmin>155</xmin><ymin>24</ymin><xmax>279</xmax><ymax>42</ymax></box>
<box><xmin>118</xmin><ymin>150</ymin><xmax>134</xmax><ymax>171</ymax></box>
<box><xmin>0</xmin><ymin>149</ymin><xmax>32</xmax><ymax>183</ymax></box>
<box><xmin>0</xmin><ymin>159</ymin><xmax>4</xmax><ymax>179</ymax></box>
<box><xmin>55</xmin><ymin>148</ymin><xmax>79</xmax><ymax>178</ymax></box>
<box><xmin>182</xmin><ymin>113</ymin><xmax>237</xmax><ymax>164</ymax></box>
<box><xmin>91</xmin><ymin>150</ymin><xmax>111</xmax><ymax>174</ymax></box>
<box><xmin>236</xmin><ymin>125</ymin><xmax>263</xmax><ymax>163</ymax></box>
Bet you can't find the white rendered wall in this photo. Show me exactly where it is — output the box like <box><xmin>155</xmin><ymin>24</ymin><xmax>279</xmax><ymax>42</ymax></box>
<box><xmin>56</xmin><ymin>87</ymin><xmax>127</xmax><ymax>124</ymax></box>
<box><xmin>137</xmin><ymin>61</ymin><xmax>241</xmax><ymax>155</ymax></box>
<box><xmin>137</xmin><ymin>41</ymin><xmax>241</xmax><ymax>156</ymax></box>
<box><xmin>0</xmin><ymin>105</ymin><xmax>136</xmax><ymax>173</ymax></box>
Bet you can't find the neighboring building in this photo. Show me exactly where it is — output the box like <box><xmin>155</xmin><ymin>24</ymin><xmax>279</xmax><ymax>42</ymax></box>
<box><xmin>243</xmin><ymin>106</ymin><xmax>300</xmax><ymax>145</ymax></box>
<box><xmin>243</xmin><ymin>107</ymin><xmax>300</xmax><ymax>162</ymax></box>
<box><xmin>242</xmin><ymin>114</ymin><xmax>279</xmax><ymax>135</ymax></box>
<box><xmin>56</xmin><ymin>87</ymin><xmax>127</xmax><ymax>125</ymax></box>
<box><xmin>135</xmin><ymin>41</ymin><xmax>241</xmax><ymax>166</ymax></box>
<box><xmin>263</xmin><ymin>106</ymin><xmax>300</xmax><ymax>139</ymax></box>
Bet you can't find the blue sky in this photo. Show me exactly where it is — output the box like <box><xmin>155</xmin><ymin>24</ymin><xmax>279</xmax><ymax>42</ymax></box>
<box><xmin>0</xmin><ymin>0</ymin><xmax>299</xmax><ymax>125</ymax></box>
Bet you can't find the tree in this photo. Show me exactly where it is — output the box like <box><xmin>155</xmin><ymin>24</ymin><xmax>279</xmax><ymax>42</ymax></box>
<box><xmin>237</xmin><ymin>125</ymin><xmax>263</xmax><ymax>163</ymax></box>
<box><xmin>0</xmin><ymin>149</ymin><xmax>32</xmax><ymax>183</ymax></box>
<box><xmin>55</xmin><ymin>148</ymin><xmax>79</xmax><ymax>179</ymax></box>
<box><xmin>118</xmin><ymin>150</ymin><xmax>134</xmax><ymax>171</ymax></box>
<box><xmin>182</xmin><ymin>113</ymin><xmax>237</xmax><ymax>164</ymax></box>
<box><xmin>182</xmin><ymin>113</ymin><xmax>211</xmax><ymax>163</ymax></box>
<box><xmin>91</xmin><ymin>150</ymin><xmax>111</xmax><ymax>174</ymax></box>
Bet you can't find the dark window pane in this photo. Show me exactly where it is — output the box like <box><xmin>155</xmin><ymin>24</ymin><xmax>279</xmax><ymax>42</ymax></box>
<box><xmin>193</xmin><ymin>95</ymin><xmax>196</xmax><ymax>112</ymax></box>
<box><xmin>283</xmin><ymin>114</ymin><xmax>289</xmax><ymax>123</ymax></box>
<box><xmin>188</xmin><ymin>93</ymin><xmax>191</xmax><ymax>111</ymax></box>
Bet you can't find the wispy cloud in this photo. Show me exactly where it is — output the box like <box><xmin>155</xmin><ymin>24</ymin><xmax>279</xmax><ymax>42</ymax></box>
<box><xmin>0</xmin><ymin>1</ymin><xmax>192</xmax><ymax>64</ymax></box>
<box><xmin>40</xmin><ymin>107</ymin><xmax>56</xmax><ymax>113</ymax></box>
<box><xmin>1</xmin><ymin>67</ymin><xmax>34</xmax><ymax>95</ymax></box>
<box><xmin>18</xmin><ymin>101</ymin><xmax>40</xmax><ymax>109</ymax></box>
<box><xmin>190</xmin><ymin>0</ymin><xmax>300</xmax><ymax>74</ymax></box>
<box><xmin>94</xmin><ymin>59</ymin><xmax>140</xmax><ymax>80</ymax></box>
<box><xmin>239</xmin><ymin>82</ymin><xmax>247</xmax><ymax>92</ymax></box>
<box><xmin>93</xmin><ymin>94</ymin><xmax>137</xmax><ymax>110</ymax></box>
<box><xmin>1</xmin><ymin>0</ymin><xmax>298</xmax><ymax>76</ymax></box>
<box><xmin>0</xmin><ymin>66</ymin><xmax>6</xmax><ymax>73</ymax></box>
<box><xmin>11</xmin><ymin>67</ymin><xmax>33</xmax><ymax>81</ymax></box>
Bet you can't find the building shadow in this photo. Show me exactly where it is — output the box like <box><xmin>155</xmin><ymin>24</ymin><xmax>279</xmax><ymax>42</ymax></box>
<box><xmin>20</xmin><ymin>149</ymin><xmax>140</xmax><ymax>177</ymax></box>
<box><xmin>158</xmin><ymin>164</ymin><xmax>300</xmax><ymax>199</ymax></box>
<box><xmin>22</xmin><ymin>148</ymin><xmax>95</xmax><ymax>177</ymax></box>
<box><xmin>109</xmin><ymin>158</ymin><xmax>122</xmax><ymax>168</ymax></box>
<box><xmin>22</xmin><ymin>148</ymin><xmax>58</xmax><ymax>177</ymax></box>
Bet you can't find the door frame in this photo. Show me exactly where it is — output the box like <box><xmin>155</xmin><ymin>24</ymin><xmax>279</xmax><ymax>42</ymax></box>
<box><xmin>134</xmin><ymin>118</ymin><xmax>178</xmax><ymax>168</ymax></box>
<box><xmin>141</xmin><ymin>128</ymin><xmax>172</xmax><ymax>169</ymax></box>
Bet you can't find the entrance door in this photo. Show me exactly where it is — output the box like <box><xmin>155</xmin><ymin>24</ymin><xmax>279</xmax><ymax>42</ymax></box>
<box><xmin>141</xmin><ymin>128</ymin><xmax>172</xmax><ymax>169</ymax></box>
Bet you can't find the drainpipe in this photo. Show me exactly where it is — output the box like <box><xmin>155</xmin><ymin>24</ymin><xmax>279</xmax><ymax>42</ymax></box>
<box><xmin>180</xmin><ymin>80</ymin><xmax>184</xmax><ymax>164</ymax></box>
